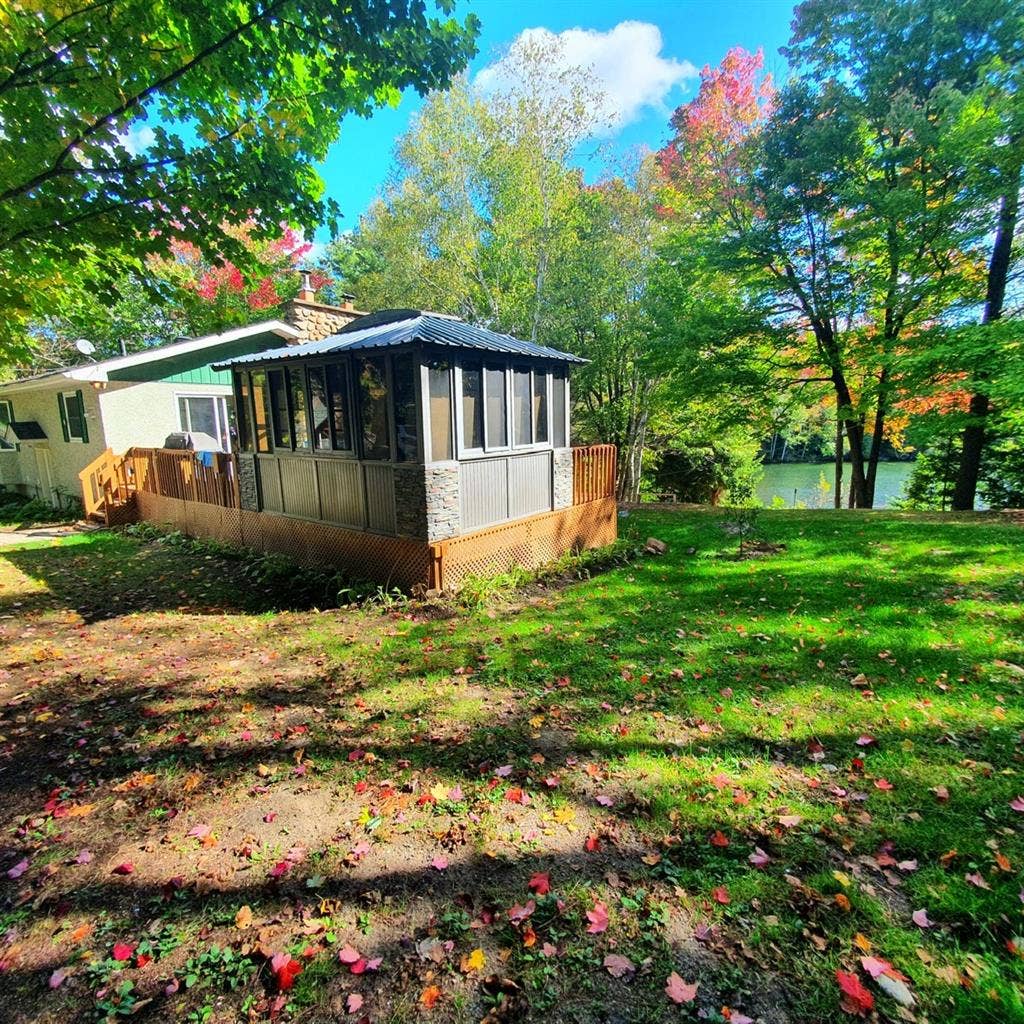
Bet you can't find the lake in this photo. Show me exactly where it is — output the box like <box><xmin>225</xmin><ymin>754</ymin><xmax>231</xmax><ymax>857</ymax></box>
<box><xmin>755</xmin><ymin>461</ymin><xmax>915</xmax><ymax>509</ymax></box>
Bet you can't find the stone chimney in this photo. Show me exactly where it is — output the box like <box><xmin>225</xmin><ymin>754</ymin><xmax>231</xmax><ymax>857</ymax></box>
<box><xmin>284</xmin><ymin>275</ymin><xmax>364</xmax><ymax>341</ymax></box>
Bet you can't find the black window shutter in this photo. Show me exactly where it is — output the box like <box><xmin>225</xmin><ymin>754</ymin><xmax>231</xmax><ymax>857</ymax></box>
<box><xmin>76</xmin><ymin>389</ymin><xmax>88</xmax><ymax>443</ymax></box>
<box><xmin>58</xmin><ymin>393</ymin><xmax>70</xmax><ymax>442</ymax></box>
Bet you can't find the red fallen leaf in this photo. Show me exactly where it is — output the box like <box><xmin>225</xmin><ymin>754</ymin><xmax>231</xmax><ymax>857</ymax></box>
<box><xmin>111</xmin><ymin>862</ymin><xmax>134</xmax><ymax>875</ymax></box>
<box><xmin>912</xmin><ymin>908</ymin><xmax>932</xmax><ymax>928</ymax></box>
<box><xmin>1010</xmin><ymin>796</ymin><xmax>1024</xmax><ymax>812</ymax></box>
<box><xmin>712</xmin><ymin>886</ymin><xmax>730</xmax><ymax>905</ymax></box>
<box><xmin>603</xmin><ymin>953</ymin><xmax>635</xmax><ymax>978</ymax></box>
<box><xmin>873</xmin><ymin>778</ymin><xmax>893</xmax><ymax>791</ymax></box>
<box><xmin>112</xmin><ymin>942</ymin><xmax>135</xmax><ymax>962</ymax></box>
<box><xmin>338</xmin><ymin>945</ymin><xmax>361</xmax><ymax>965</ymax></box>
<box><xmin>585</xmin><ymin>834</ymin><xmax>602</xmax><ymax>852</ymax></box>
<box><xmin>269</xmin><ymin>860</ymin><xmax>291</xmax><ymax>878</ymax></box>
<box><xmin>836</xmin><ymin>970</ymin><xmax>874</xmax><ymax>1015</ymax></box>
<box><xmin>855</xmin><ymin>734</ymin><xmax>876</xmax><ymax>746</ymax></box>
<box><xmin>346</xmin><ymin>993</ymin><xmax>364</xmax><ymax>1014</ymax></box>
<box><xmin>528</xmin><ymin>872</ymin><xmax>551</xmax><ymax>895</ymax></box>
<box><xmin>749</xmin><ymin>847</ymin><xmax>771</xmax><ymax>868</ymax></box>
<box><xmin>665</xmin><ymin>972</ymin><xmax>698</xmax><ymax>1004</ymax></box>
<box><xmin>135</xmin><ymin>954</ymin><xmax>152</xmax><ymax>968</ymax></box>
<box><xmin>431</xmin><ymin>855</ymin><xmax>449</xmax><ymax>871</ymax></box>
<box><xmin>586</xmin><ymin>900</ymin><xmax>609</xmax><ymax>934</ymax></box>
<box><xmin>710</xmin><ymin>830</ymin><xmax>729</xmax><ymax>847</ymax></box>
<box><xmin>263</xmin><ymin>812</ymin><xmax>278</xmax><ymax>823</ymax></box>
<box><xmin>507</xmin><ymin>900</ymin><xmax>536</xmax><ymax>923</ymax></box>
<box><xmin>860</xmin><ymin>956</ymin><xmax>891</xmax><ymax>978</ymax></box>
<box><xmin>270</xmin><ymin>952</ymin><xmax>303</xmax><ymax>991</ymax></box>
<box><xmin>353</xmin><ymin>781</ymin><xmax>368</xmax><ymax>794</ymax></box>
<box><xmin>506</xmin><ymin>787</ymin><xmax>530</xmax><ymax>805</ymax></box>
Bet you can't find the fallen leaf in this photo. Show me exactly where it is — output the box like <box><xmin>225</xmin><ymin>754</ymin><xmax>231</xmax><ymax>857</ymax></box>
<box><xmin>528</xmin><ymin>872</ymin><xmax>550</xmax><ymax>895</ymax></box>
<box><xmin>112</xmin><ymin>942</ymin><xmax>135</xmax><ymax>962</ymax></box>
<box><xmin>603</xmin><ymin>953</ymin><xmax>635</xmax><ymax>978</ymax></box>
<box><xmin>876</xmin><ymin>973</ymin><xmax>916</xmax><ymax>1007</ymax></box>
<box><xmin>665</xmin><ymin>972</ymin><xmax>698</xmax><ymax>1004</ymax></box>
<box><xmin>235</xmin><ymin>905</ymin><xmax>253</xmax><ymax>929</ymax></box>
<box><xmin>431</xmin><ymin>855</ymin><xmax>449</xmax><ymax>871</ymax></box>
<box><xmin>912</xmin><ymin>909</ymin><xmax>932</xmax><ymax>929</ymax></box>
<box><xmin>346</xmin><ymin>993</ymin><xmax>364</xmax><ymax>1014</ymax></box>
<box><xmin>419</xmin><ymin>984</ymin><xmax>442</xmax><ymax>1009</ymax></box>
<box><xmin>836</xmin><ymin>970</ymin><xmax>874</xmax><ymax>1015</ymax></box>
<box><xmin>748</xmin><ymin>847</ymin><xmax>771</xmax><ymax>868</ymax></box>
<box><xmin>461</xmin><ymin>948</ymin><xmax>486</xmax><ymax>973</ymax></box>
<box><xmin>586</xmin><ymin>900</ymin><xmax>609</xmax><ymax>934</ymax></box>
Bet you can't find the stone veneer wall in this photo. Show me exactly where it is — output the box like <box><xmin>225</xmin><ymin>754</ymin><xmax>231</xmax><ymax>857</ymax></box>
<box><xmin>553</xmin><ymin>448</ymin><xmax>573</xmax><ymax>509</ymax></box>
<box><xmin>393</xmin><ymin>463</ymin><xmax>428</xmax><ymax>539</ymax></box>
<box><xmin>425</xmin><ymin>463</ymin><xmax>461</xmax><ymax>542</ymax></box>
<box><xmin>284</xmin><ymin>299</ymin><xmax>360</xmax><ymax>341</ymax></box>
<box><xmin>236</xmin><ymin>454</ymin><xmax>259</xmax><ymax>511</ymax></box>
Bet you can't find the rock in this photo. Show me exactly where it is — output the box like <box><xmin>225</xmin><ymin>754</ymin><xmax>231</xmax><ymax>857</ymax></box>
<box><xmin>644</xmin><ymin>537</ymin><xmax>667</xmax><ymax>555</ymax></box>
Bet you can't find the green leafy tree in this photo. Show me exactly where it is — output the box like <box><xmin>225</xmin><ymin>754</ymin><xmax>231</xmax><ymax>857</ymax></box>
<box><xmin>0</xmin><ymin>0</ymin><xmax>479</xmax><ymax>358</ymax></box>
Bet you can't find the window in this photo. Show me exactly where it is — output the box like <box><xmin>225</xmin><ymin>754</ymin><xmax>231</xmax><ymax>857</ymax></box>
<box><xmin>326</xmin><ymin>363</ymin><xmax>352</xmax><ymax>451</ymax></box>
<box><xmin>428</xmin><ymin>360</ymin><xmax>453</xmax><ymax>461</ymax></box>
<box><xmin>461</xmin><ymin>361</ymin><xmax>484</xmax><ymax>450</ymax></box>
<box><xmin>358</xmin><ymin>356</ymin><xmax>390</xmax><ymax>460</ymax></box>
<box><xmin>177</xmin><ymin>395</ymin><xmax>230</xmax><ymax>450</ymax></box>
<box><xmin>393</xmin><ymin>354</ymin><xmax>419</xmax><ymax>462</ymax></box>
<box><xmin>250</xmin><ymin>370</ymin><xmax>272</xmax><ymax>452</ymax></box>
<box><xmin>58</xmin><ymin>390</ymin><xmax>88</xmax><ymax>443</ymax></box>
<box><xmin>485</xmin><ymin>366</ymin><xmax>507</xmax><ymax>448</ymax></box>
<box><xmin>551</xmin><ymin>371</ymin><xmax>567</xmax><ymax>448</ymax></box>
<box><xmin>533</xmin><ymin>371</ymin><xmax>549</xmax><ymax>444</ymax></box>
<box><xmin>268</xmin><ymin>369</ymin><xmax>291</xmax><ymax>449</ymax></box>
<box><xmin>512</xmin><ymin>369</ymin><xmax>531</xmax><ymax>446</ymax></box>
<box><xmin>288</xmin><ymin>367</ymin><xmax>310</xmax><ymax>450</ymax></box>
<box><xmin>234</xmin><ymin>376</ymin><xmax>252</xmax><ymax>452</ymax></box>
<box><xmin>308</xmin><ymin>367</ymin><xmax>331</xmax><ymax>451</ymax></box>
<box><xmin>0</xmin><ymin>400</ymin><xmax>13</xmax><ymax>451</ymax></box>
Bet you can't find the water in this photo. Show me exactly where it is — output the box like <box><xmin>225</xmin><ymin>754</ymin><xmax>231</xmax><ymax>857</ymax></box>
<box><xmin>755</xmin><ymin>461</ymin><xmax>915</xmax><ymax>509</ymax></box>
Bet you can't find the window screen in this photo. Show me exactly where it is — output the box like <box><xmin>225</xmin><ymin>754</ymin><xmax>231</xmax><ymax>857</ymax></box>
<box><xmin>428</xmin><ymin>361</ymin><xmax>452</xmax><ymax>461</ymax></box>
<box><xmin>551</xmin><ymin>372</ymin><xmax>567</xmax><ymax>448</ymax></box>
<box><xmin>533</xmin><ymin>371</ymin><xmax>548</xmax><ymax>444</ymax></box>
<box><xmin>288</xmin><ymin>368</ymin><xmax>310</xmax><ymax>450</ymax></box>
<box><xmin>268</xmin><ymin>369</ymin><xmax>291</xmax><ymax>449</ymax></box>
<box><xmin>234</xmin><ymin>375</ymin><xmax>252</xmax><ymax>452</ymax></box>
<box><xmin>307</xmin><ymin>367</ymin><xmax>330</xmax><ymax>450</ymax></box>
<box><xmin>250</xmin><ymin>370</ymin><xmax>272</xmax><ymax>452</ymax></box>
<box><xmin>485</xmin><ymin>366</ymin><xmax>507</xmax><ymax>448</ymax></box>
<box><xmin>461</xmin><ymin>362</ymin><xmax>484</xmax><ymax>450</ymax></box>
<box><xmin>326</xmin><ymin>363</ymin><xmax>352</xmax><ymax>451</ymax></box>
<box><xmin>512</xmin><ymin>369</ymin><xmax>531</xmax><ymax>446</ymax></box>
<box><xmin>393</xmin><ymin>354</ymin><xmax>419</xmax><ymax>462</ymax></box>
<box><xmin>358</xmin><ymin>356</ymin><xmax>390</xmax><ymax>460</ymax></box>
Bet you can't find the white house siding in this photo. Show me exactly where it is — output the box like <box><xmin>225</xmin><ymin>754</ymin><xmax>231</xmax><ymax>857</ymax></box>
<box><xmin>98</xmin><ymin>380</ymin><xmax>231</xmax><ymax>453</ymax></box>
<box><xmin>0</xmin><ymin>380</ymin><xmax>105</xmax><ymax>504</ymax></box>
<box><xmin>0</xmin><ymin>379</ymin><xmax>232</xmax><ymax>506</ymax></box>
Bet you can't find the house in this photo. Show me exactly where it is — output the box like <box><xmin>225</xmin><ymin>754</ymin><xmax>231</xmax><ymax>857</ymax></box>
<box><xmin>0</xmin><ymin>285</ymin><xmax>361</xmax><ymax>509</ymax></box>
<box><xmin>118</xmin><ymin>308</ymin><xmax>618</xmax><ymax>591</ymax></box>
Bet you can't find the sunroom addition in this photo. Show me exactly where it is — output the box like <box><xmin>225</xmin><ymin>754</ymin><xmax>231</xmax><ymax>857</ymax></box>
<box><xmin>217</xmin><ymin>309</ymin><xmax>585</xmax><ymax>542</ymax></box>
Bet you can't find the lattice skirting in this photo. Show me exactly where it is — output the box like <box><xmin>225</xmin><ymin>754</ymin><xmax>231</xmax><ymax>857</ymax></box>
<box><xmin>135</xmin><ymin>492</ymin><xmax>617</xmax><ymax>592</ymax></box>
<box><xmin>431</xmin><ymin>497</ymin><xmax>618</xmax><ymax>591</ymax></box>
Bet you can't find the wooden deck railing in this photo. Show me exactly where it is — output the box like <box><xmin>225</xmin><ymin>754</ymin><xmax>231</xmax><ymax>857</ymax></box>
<box><xmin>79</xmin><ymin>448</ymin><xmax>135</xmax><ymax>521</ymax></box>
<box><xmin>572</xmin><ymin>444</ymin><xmax>617</xmax><ymax>505</ymax></box>
<box><xmin>128</xmin><ymin>447</ymin><xmax>239</xmax><ymax>508</ymax></box>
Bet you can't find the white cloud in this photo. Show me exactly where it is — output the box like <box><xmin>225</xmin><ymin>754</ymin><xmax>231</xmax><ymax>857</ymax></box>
<box><xmin>476</xmin><ymin>21</ymin><xmax>697</xmax><ymax>133</ymax></box>
<box><xmin>121</xmin><ymin>124</ymin><xmax>156</xmax><ymax>155</ymax></box>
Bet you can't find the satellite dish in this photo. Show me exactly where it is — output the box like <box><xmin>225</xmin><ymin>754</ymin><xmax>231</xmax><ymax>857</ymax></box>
<box><xmin>75</xmin><ymin>339</ymin><xmax>96</xmax><ymax>356</ymax></box>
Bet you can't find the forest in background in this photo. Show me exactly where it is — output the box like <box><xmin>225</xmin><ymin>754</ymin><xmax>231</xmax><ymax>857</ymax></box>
<box><xmin>3</xmin><ymin>0</ymin><xmax>1022</xmax><ymax>510</ymax></box>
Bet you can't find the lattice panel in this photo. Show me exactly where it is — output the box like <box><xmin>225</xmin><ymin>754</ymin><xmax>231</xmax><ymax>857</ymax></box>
<box><xmin>433</xmin><ymin>497</ymin><xmax>617</xmax><ymax>591</ymax></box>
<box><xmin>136</xmin><ymin>493</ymin><xmax>617</xmax><ymax>593</ymax></box>
<box><xmin>137</xmin><ymin>492</ymin><xmax>432</xmax><ymax>591</ymax></box>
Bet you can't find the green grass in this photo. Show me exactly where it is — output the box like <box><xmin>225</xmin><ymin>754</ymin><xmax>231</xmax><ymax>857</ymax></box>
<box><xmin>0</xmin><ymin>509</ymin><xmax>1022</xmax><ymax>1023</ymax></box>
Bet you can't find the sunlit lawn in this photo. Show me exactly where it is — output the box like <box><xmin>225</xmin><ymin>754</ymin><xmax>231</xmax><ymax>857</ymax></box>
<box><xmin>0</xmin><ymin>509</ymin><xmax>1021</xmax><ymax>1023</ymax></box>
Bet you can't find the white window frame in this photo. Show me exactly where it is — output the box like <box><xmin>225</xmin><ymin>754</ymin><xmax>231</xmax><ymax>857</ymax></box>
<box><xmin>176</xmin><ymin>392</ymin><xmax>230</xmax><ymax>451</ymax></box>
<box><xmin>0</xmin><ymin>399</ymin><xmax>15</xmax><ymax>452</ymax></box>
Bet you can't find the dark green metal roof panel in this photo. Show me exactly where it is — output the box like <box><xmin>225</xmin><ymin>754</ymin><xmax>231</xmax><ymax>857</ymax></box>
<box><xmin>213</xmin><ymin>311</ymin><xmax>587</xmax><ymax>370</ymax></box>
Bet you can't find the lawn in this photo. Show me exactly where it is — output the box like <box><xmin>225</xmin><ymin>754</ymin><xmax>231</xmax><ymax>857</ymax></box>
<box><xmin>0</xmin><ymin>510</ymin><xmax>1022</xmax><ymax>1024</ymax></box>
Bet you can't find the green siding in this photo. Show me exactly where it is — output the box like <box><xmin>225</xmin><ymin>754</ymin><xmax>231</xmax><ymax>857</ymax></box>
<box><xmin>160</xmin><ymin>366</ymin><xmax>232</xmax><ymax>385</ymax></box>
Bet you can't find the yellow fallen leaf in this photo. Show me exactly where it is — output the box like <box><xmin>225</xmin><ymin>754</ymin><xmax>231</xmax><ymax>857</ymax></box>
<box><xmin>235</xmin><ymin>905</ymin><xmax>253</xmax><ymax>929</ymax></box>
<box><xmin>429</xmin><ymin>783</ymin><xmax>449</xmax><ymax>802</ymax></box>
<box><xmin>853</xmin><ymin>933</ymin><xmax>872</xmax><ymax>952</ymax></box>
<box><xmin>460</xmin><ymin>948</ymin><xmax>485</xmax><ymax>972</ymax></box>
<box><xmin>832</xmin><ymin>870</ymin><xmax>851</xmax><ymax>888</ymax></box>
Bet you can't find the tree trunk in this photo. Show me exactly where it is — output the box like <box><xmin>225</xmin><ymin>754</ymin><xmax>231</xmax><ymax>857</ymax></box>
<box><xmin>833</xmin><ymin>410</ymin><xmax>843</xmax><ymax>509</ymax></box>
<box><xmin>952</xmin><ymin>176</ymin><xmax>1020</xmax><ymax>510</ymax></box>
<box><xmin>864</xmin><ymin>367</ymin><xmax>888</xmax><ymax>509</ymax></box>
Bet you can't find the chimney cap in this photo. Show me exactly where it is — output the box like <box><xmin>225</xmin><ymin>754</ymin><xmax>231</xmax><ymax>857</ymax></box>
<box><xmin>298</xmin><ymin>271</ymin><xmax>315</xmax><ymax>301</ymax></box>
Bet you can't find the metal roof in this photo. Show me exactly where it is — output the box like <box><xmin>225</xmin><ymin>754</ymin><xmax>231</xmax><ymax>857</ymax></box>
<box><xmin>212</xmin><ymin>310</ymin><xmax>587</xmax><ymax>370</ymax></box>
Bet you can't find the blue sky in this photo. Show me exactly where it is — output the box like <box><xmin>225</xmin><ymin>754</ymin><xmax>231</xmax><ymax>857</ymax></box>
<box><xmin>316</xmin><ymin>0</ymin><xmax>797</xmax><ymax>241</ymax></box>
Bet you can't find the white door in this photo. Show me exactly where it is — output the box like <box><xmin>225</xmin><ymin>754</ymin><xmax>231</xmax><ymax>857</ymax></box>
<box><xmin>32</xmin><ymin>446</ymin><xmax>55</xmax><ymax>506</ymax></box>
